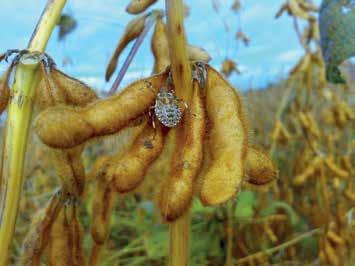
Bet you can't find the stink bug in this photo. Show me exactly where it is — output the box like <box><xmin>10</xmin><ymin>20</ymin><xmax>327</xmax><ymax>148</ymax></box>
<box><xmin>150</xmin><ymin>86</ymin><xmax>187</xmax><ymax>128</ymax></box>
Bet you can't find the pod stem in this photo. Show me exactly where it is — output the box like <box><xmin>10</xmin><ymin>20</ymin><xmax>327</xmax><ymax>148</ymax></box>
<box><xmin>168</xmin><ymin>210</ymin><xmax>190</xmax><ymax>266</ymax></box>
<box><xmin>165</xmin><ymin>0</ymin><xmax>192</xmax><ymax>101</ymax></box>
<box><xmin>224</xmin><ymin>201</ymin><xmax>236</xmax><ymax>266</ymax></box>
<box><xmin>0</xmin><ymin>1</ymin><xmax>66</xmax><ymax>264</ymax></box>
<box><xmin>165</xmin><ymin>0</ymin><xmax>192</xmax><ymax>265</ymax></box>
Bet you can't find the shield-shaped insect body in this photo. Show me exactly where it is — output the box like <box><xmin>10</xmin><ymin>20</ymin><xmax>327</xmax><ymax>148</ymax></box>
<box><xmin>153</xmin><ymin>87</ymin><xmax>183</xmax><ymax>127</ymax></box>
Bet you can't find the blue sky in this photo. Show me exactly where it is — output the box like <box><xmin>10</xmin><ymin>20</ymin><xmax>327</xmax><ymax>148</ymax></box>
<box><xmin>0</xmin><ymin>0</ymin><xmax>321</xmax><ymax>91</ymax></box>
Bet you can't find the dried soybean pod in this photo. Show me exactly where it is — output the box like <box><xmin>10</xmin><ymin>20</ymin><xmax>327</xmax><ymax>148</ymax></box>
<box><xmin>151</xmin><ymin>19</ymin><xmax>211</xmax><ymax>74</ymax></box>
<box><xmin>70</xmin><ymin>202</ymin><xmax>85</xmax><ymax>266</ymax></box>
<box><xmin>106</xmin><ymin>123</ymin><xmax>164</xmax><ymax>193</ymax></box>
<box><xmin>47</xmin><ymin>200</ymin><xmax>84</xmax><ymax>266</ymax></box>
<box><xmin>187</xmin><ymin>44</ymin><xmax>211</xmax><ymax>63</ymax></box>
<box><xmin>305</xmin><ymin>112</ymin><xmax>321</xmax><ymax>138</ymax></box>
<box><xmin>137</xmin><ymin>129</ymin><xmax>177</xmax><ymax>200</ymax></box>
<box><xmin>293</xmin><ymin>157</ymin><xmax>323</xmax><ymax>186</ymax></box>
<box><xmin>35</xmin><ymin>72</ymin><xmax>167</xmax><ymax>149</ymax></box>
<box><xmin>106</xmin><ymin>14</ymin><xmax>147</xmax><ymax>81</ymax></box>
<box><xmin>91</xmin><ymin>177</ymin><xmax>116</xmax><ymax>244</ymax></box>
<box><xmin>324</xmin><ymin>157</ymin><xmax>349</xmax><ymax>179</ymax></box>
<box><xmin>35</xmin><ymin>65</ymin><xmax>97</xmax><ymax>111</ymax></box>
<box><xmin>0</xmin><ymin>66</ymin><xmax>12</xmax><ymax>114</ymax></box>
<box><xmin>327</xmin><ymin>231</ymin><xmax>345</xmax><ymax>246</ymax></box>
<box><xmin>151</xmin><ymin>17</ymin><xmax>170</xmax><ymax>73</ymax></box>
<box><xmin>52</xmin><ymin>146</ymin><xmax>86</xmax><ymax>197</ymax></box>
<box><xmin>88</xmin><ymin>117</ymin><xmax>148</xmax><ymax>183</ymax></box>
<box><xmin>20</xmin><ymin>191</ymin><xmax>64</xmax><ymax>266</ymax></box>
<box><xmin>51</xmin><ymin>67</ymin><xmax>97</xmax><ymax>106</ymax></box>
<box><xmin>159</xmin><ymin>80</ymin><xmax>205</xmax><ymax>221</ymax></box>
<box><xmin>324</xmin><ymin>240</ymin><xmax>340</xmax><ymax>266</ymax></box>
<box><xmin>47</xmin><ymin>204</ymin><xmax>70</xmax><ymax>266</ymax></box>
<box><xmin>126</xmin><ymin>0</ymin><xmax>158</xmax><ymax>14</ymax></box>
<box><xmin>245</xmin><ymin>146</ymin><xmax>276</xmax><ymax>185</ymax></box>
<box><xmin>200</xmin><ymin>66</ymin><xmax>247</xmax><ymax>205</ymax></box>
<box><xmin>35</xmin><ymin>63</ymin><xmax>66</xmax><ymax>111</ymax></box>
<box><xmin>344</xmin><ymin>181</ymin><xmax>355</xmax><ymax>203</ymax></box>
<box><xmin>272</xmin><ymin>120</ymin><xmax>291</xmax><ymax>145</ymax></box>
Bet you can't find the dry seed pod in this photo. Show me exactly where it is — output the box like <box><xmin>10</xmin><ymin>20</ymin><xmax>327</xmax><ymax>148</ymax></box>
<box><xmin>151</xmin><ymin>19</ymin><xmax>211</xmax><ymax>74</ymax></box>
<box><xmin>305</xmin><ymin>112</ymin><xmax>321</xmax><ymax>138</ymax></box>
<box><xmin>106</xmin><ymin>123</ymin><xmax>163</xmax><ymax>193</ymax></box>
<box><xmin>276</xmin><ymin>0</ymin><xmax>312</xmax><ymax>20</ymax></box>
<box><xmin>298</xmin><ymin>112</ymin><xmax>321</xmax><ymax>138</ymax></box>
<box><xmin>340</xmin><ymin>155</ymin><xmax>351</xmax><ymax>173</ymax></box>
<box><xmin>298</xmin><ymin>1</ymin><xmax>318</xmax><ymax>12</ymax></box>
<box><xmin>138</xmin><ymin>129</ymin><xmax>177</xmax><ymax>199</ymax></box>
<box><xmin>51</xmin><ymin>67</ymin><xmax>97</xmax><ymax>106</ymax></box>
<box><xmin>271</xmin><ymin>120</ymin><xmax>291</xmax><ymax>145</ymax></box>
<box><xmin>200</xmin><ymin>66</ymin><xmax>247</xmax><ymax>205</ymax></box>
<box><xmin>327</xmin><ymin>231</ymin><xmax>345</xmax><ymax>246</ymax></box>
<box><xmin>231</xmin><ymin>0</ymin><xmax>241</xmax><ymax>12</ymax></box>
<box><xmin>264</xmin><ymin>223</ymin><xmax>278</xmax><ymax>243</ymax></box>
<box><xmin>126</xmin><ymin>0</ymin><xmax>158</xmax><ymax>14</ymax></box>
<box><xmin>324</xmin><ymin>240</ymin><xmax>340</xmax><ymax>266</ymax></box>
<box><xmin>245</xmin><ymin>146</ymin><xmax>276</xmax><ymax>185</ymax></box>
<box><xmin>343</xmin><ymin>183</ymin><xmax>355</xmax><ymax>203</ymax></box>
<box><xmin>151</xmin><ymin>17</ymin><xmax>170</xmax><ymax>73</ymax></box>
<box><xmin>35</xmin><ymin>65</ymin><xmax>97</xmax><ymax>111</ymax></box>
<box><xmin>35</xmin><ymin>72</ymin><xmax>167</xmax><ymax>149</ymax></box>
<box><xmin>88</xmin><ymin>117</ymin><xmax>148</xmax><ymax>182</ymax></box>
<box><xmin>221</xmin><ymin>58</ymin><xmax>241</xmax><ymax>77</ymax></box>
<box><xmin>106</xmin><ymin>14</ymin><xmax>147</xmax><ymax>81</ymax></box>
<box><xmin>293</xmin><ymin>157</ymin><xmax>323</xmax><ymax>186</ymax></box>
<box><xmin>20</xmin><ymin>192</ymin><xmax>64</xmax><ymax>265</ymax></box>
<box><xmin>186</xmin><ymin>45</ymin><xmax>211</xmax><ymax>63</ymax></box>
<box><xmin>338</xmin><ymin>100</ymin><xmax>354</xmax><ymax>121</ymax></box>
<box><xmin>91</xmin><ymin>178</ymin><xmax>116</xmax><ymax>244</ymax></box>
<box><xmin>324</xmin><ymin>157</ymin><xmax>349</xmax><ymax>179</ymax></box>
<box><xmin>236</xmin><ymin>30</ymin><xmax>250</xmax><ymax>46</ymax></box>
<box><xmin>35</xmin><ymin>64</ymin><xmax>66</xmax><ymax>111</ymax></box>
<box><xmin>290</xmin><ymin>54</ymin><xmax>311</xmax><ymax>75</ymax></box>
<box><xmin>47</xmin><ymin>199</ymin><xmax>84</xmax><ymax>266</ymax></box>
<box><xmin>0</xmin><ymin>66</ymin><xmax>12</xmax><ymax>114</ymax></box>
<box><xmin>159</xmin><ymin>80</ymin><xmax>205</xmax><ymax>221</ymax></box>
<box><xmin>52</xmin><ymin>146</ymin><xmax>86</xmax><ymax>197</ymax></box>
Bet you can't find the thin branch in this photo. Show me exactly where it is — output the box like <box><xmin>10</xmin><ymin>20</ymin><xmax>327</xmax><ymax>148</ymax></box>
<box><xmin>235</xmin><ymin>228</ymin><xmax>322</xmax><ymax>265</ymax></box>
<box><xmin>109</xmin><ymin>12</ymin><xmax>158</xmax><ymax>95</ymax></box>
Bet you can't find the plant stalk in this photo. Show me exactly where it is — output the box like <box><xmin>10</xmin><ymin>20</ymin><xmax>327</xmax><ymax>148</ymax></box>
<box><xmin>165</xmin><ymin>0</ymin><xmax>192</xmax><ymax>265</ymax></box>
<box><xmin>168</xmin><ymin>211</ymin><xmax>190</xmax><ymax>266</ymax></box>
<box><xmin>0</xmin><ymin>1</ymin><xmax>66</xmax><ymax>265</ymax></box>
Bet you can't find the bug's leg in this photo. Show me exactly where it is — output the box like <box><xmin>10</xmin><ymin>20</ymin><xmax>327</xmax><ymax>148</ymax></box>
<box><xmin>148</xmin><ymin>106</ymin><xmax>158</xmax><ymax>140</ymax></box>
<box><xmin>176</xmin><ymin>98</ymin><xmax>189</xmax><ymax>112</ymax></box>
<box><xmin>0</xmin><ymin>49</ymin><xmax>22</xmax><ymax>63</ymax></box>
<box><xmin>11</xmin><ymin>49</ymin><xmax>30</xmax><ymax>66</ymax></box>
<box><xmin>192</xmin><ymin>61</ymin><xmax>207</xmax><ymax>88</ymax></box>
<box><xmin>148</xmin><ymin>106</ymin><xmax>156</xmax><ymax>129</ymax></box>
<box><xmin>43</xmin><ymin>53</ymin><xmax>56</xmax><ymax>72</ymax></box>
<box><xmin>144</xmin><ymin>80</ymin><xmax>156</xmax><ymax>93</ymax></box>
<box><xmin>37</xmin><ymin>52</ymin><xmax>55</xmax><ymax>74</ymax></box>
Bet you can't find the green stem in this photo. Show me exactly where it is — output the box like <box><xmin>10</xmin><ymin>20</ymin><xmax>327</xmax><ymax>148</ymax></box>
<box><xmin>0</xmin><ymin>1</ymin><xmax>66</xmax><ymax>265</ymax></box>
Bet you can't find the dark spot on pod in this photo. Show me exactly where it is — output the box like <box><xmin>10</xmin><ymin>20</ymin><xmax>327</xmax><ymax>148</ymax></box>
<box><xmin>178</xmin><ymin>63</ymin><xmax>184</xmax><ymax>75</ymax></box>
<box><xmin>144</xmin><ymin>140</ymin><xmax>153</xmax><ymax>149</ymax></box>
<box><xmin>177</xmin><ymin>24</ymin><xmax>182</xmax><ymax>34</ymax></box>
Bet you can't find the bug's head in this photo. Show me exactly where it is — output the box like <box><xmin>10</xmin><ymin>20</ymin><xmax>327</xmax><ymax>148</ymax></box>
<box><xmin>157</xmin><ymin>87</ymin><xmax>176</xmax><ymax>104</ymax></box>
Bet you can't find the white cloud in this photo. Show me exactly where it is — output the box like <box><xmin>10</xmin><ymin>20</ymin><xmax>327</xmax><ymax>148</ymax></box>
<box><xmin>276</xmin><ymin>49</ymin><xmax>303</xmax><ymax>63</ymax></box>
<box><xmin>243</xmin><ymin>3</ymin><xmax>276</xmax><ymax>22</ymax></box>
